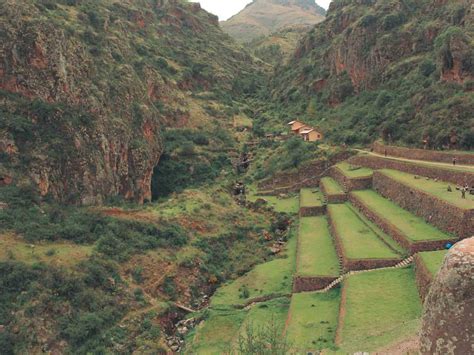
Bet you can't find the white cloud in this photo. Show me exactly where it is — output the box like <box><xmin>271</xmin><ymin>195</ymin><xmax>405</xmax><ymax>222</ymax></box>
<box><xmin>190</xmin><ymin>0</ymin><xmax>332</xmax><ymax>21</ymax></box>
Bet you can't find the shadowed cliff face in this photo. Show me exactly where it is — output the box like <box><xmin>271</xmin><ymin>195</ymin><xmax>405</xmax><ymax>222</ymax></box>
<box><xmin>0</xmin><ymin>0</ymin><xmax>256</xmax><ymax>204</ymax></box>
<box><xmin>420</xmin><ymin>237</ymin><xmax>474</xmax><ymax>354</ymax></box>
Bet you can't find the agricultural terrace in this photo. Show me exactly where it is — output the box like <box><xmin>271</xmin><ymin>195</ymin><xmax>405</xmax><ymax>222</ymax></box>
<box><xmin>247</xmin><ymin>190</ymin><xmax>300</xmax><ymax>214</ymax></box>
<box><xmin>286</xmin><ymin>290</ymin><xmax>340</xmax><ymax>352</ymax></box>
<box><xmin>336</xmin><ymin>162</ymin><xmax>373</xmax><ymax>178</ymax></box>
<box><xmin>418</xmin><ymin>250</ymin><xmax>447</xmax><ymax>276</ymax></box>
<box><xmin>351</xmin><ymin>190</ymin><xmax>455</xmax><ymax>242</ymax></box>
<box><xmin>379</xmin><ymin>169</ymin><xmax>474</xmax><ymax>208</ymax></box>
<box><xmin>211</xmin><ymin>230</ymin><xmax>296</xmax><ymax>306</ymax></box>
<box><xmin>300</xmin><ymin>188</ymin><xmax>324</xmax><ymax>207</ymax></box>
<box><xmin>339</xmin><ymin>268</ymin><xmax>422</xmax><ymax>352</ymax></box>
<box><xmin>297</xmin><ymin>217</ymin><xmax>339</xmax><ymax>277</ymax></box>
<box><xmin>321</xmin><ymin>177</ymin><xmax>344</xmax><ymax>195</ymax></box>
<box><xmin>328</xmin><ymin>204</ymin><xmax>401</xmax><ymax>260</ymax></box>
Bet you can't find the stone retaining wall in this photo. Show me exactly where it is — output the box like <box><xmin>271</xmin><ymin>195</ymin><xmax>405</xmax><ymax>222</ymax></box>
<box><xmin>292</xmin><ymin>276</ymin><xmax>338</xmax><ymax>293</ymax></box>
<box><xmin>349</xmin><ymin>155</ymin><xmax>474</xmax><ymax>185</ymax></box>
<box><xmin>414</xmin><ymin>254</ymin><xmax>434</xmax><ymax>302</ymax></box>
<box><xmin>320</xmin><ymin>180</ymin><xmax>347</xmax><ymax>204</ymax></box>
<box><xmin>373</xmin><ymin>142</ymin><xmax>474</xmax><ymax>165</ymax></box>
<box><xmin>348</xmin><ymin>192</ymin><xmax>454</xmax><ymax>253</ymax></box>
<box><xmin>329</xmin><ymin>166</ymin><xmax>373</xmax><ymax>192</ymax></box>
<box><xmin>258</xmin><ymin>151</ymin><xmax>353</xmax><ymax>191</ymax></box>
<box><xmin>373</xmin><ymin>171</ymin><xmax>471</xmax><ymax>239</ymax></box>
<box><xmin>299</xmin><ymin>205</ymin><xmax>326</xmax><ymax>217</ymax></box>
<box><xmin>327</xmin><ymin>207</ymin><xmax>402</xmax><ymax>271</ymax></box>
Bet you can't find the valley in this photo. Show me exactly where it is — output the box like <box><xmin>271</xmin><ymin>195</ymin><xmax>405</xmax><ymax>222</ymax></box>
<box><xmin>0</xmin><ymin>0</ymin><xmax>472</xmax><ymax>354</ymax></box>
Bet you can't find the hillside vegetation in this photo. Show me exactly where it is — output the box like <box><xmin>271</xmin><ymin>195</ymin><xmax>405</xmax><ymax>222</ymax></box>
<box><xmin>269</xmin><ymin>0</ymin><xmax>474</xmax><ymax>148</ymax></box>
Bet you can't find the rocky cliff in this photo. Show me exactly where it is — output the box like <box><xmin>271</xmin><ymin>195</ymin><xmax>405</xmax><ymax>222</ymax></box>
<box><xmin>221</xmin><ymin>0</ymin><xmax>326</xmax><ymax>43</ymax></box>
<box><xmin>0</xmin><ymin>0</ymin><xmax>257</xmax><ymax>204</ymax></box>
<box><xmin>271</xmin><ymin>0</ymin><xmax>474</xmax><ymax>149</ymax></box>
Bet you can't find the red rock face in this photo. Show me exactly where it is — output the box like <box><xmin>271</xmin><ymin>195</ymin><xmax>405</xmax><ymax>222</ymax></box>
<box><xmin>420</xmin><ymin>237</ymin><xmax>474</xmax><ymax>354</ymax></box>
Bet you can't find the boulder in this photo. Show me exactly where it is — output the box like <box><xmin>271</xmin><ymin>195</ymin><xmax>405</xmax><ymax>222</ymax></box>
<box><xmin>420</xmin><ymin>237</ymin><xmax>474</xmax><ymax>354</ymax></box>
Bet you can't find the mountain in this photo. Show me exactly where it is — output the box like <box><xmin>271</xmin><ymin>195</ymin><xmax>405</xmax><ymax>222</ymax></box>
<box><xmin>221</xmin><ymin>0</ymin><xmax>326</xmax><ymax>43</ymax></box>
<box><xmin>269</xmin><ymin>0</ymin><xmax>474</xmax><ymax>149</ymax></box>
<box><xmin>0</xmin><ymin>0</ymin><xmax>258</xmax><ymax>205</ymax></box>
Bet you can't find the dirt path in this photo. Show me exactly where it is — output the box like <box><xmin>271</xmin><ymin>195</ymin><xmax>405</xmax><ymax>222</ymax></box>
<box><xmin>374</xmin><ymin>335</ymin><xmax>420</xmax><ymax>354</ymax></box>
<box><xmin>355</xmin><ymin>149</ymin><xmax>474</xmax><ymax>173</ymax></box>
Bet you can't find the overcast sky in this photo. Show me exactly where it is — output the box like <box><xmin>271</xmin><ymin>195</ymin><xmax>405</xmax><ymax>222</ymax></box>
<box><xmin>190</xmin><ymin>1</ymin><xmax>332</xmax><ymax>21</ymax></box>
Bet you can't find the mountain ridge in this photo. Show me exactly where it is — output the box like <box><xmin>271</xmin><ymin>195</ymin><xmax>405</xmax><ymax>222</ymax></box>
<box><xmin>221</xmin><ymin>0</ymin><xmax>326</xmax><ymax>43</ymax></box>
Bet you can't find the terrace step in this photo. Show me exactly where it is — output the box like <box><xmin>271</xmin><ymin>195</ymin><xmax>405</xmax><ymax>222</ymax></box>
<box><xmin>320</xmin><ymin>177</ymin><xmax>347</xmax><ymax>204</ymax></box>
<box><xmin>330</xmin><ymin>162</ymin><xmax>373</xmax><ymax>192</ymax></box>
<box><xmin>312</xmin><ymin>256</ymin><xmax>415</xmax><ymax>293</ymax></box>
<box><xmin>327</xmin><ymin>204</ymin><xmax>403</xmax><ymax>272</ymax></box>
<box><xmin>371</xmin><ymin>169</ymin><xmax>473</xmax><ymax>239</ymax></box>
<box><xmin>299</xmin><ymin>188</ymin><xmax>326</xmax><ymax>216</ymax></box>
<box><xmin>349</xmin><ymin>190</ymin><xmax>458</xmax><ymax>253</ymax></box>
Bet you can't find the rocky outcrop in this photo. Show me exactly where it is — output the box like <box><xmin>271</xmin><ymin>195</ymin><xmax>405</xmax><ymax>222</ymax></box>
<box><xmin>420</xmin><ymin>237</ymin><xmax>474</xmax><ymax>354</ymax></box>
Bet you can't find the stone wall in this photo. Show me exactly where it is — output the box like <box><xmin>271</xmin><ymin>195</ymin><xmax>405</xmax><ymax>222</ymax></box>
<box><xmin>349</xmin><ymin>155</ymin><xmax>474</xmax><ymax>185</ymax></box>
<box><xmin>320</xmin><ymin>181</ymin><xmax>347</xmax><ymax>203</ymax></box>
<box><xmin>258</xmin><ymin>151</ymin><xmax>353</xmax><ymax>191</ymax></box>
<box><xmin>327</xmin><ymin>207</ymin><xmax>402</xmax><ymax>271</ymax></box>
<box><xmin>299</xmin><ymin>205</ymin><xmax>326</xmax><ymax>217</ymax></box>
<box><xmin>374</xmin><ymin>142</ymin><xmax>474</xmax><ymax>165</ymax></box>
<box><xmin>373</xmin><ymin>171</ymin><xmax>472</xmax><ymax>239</ymax></box>
<box><xmin>329</xmin><ymin>166</ymin><xmax>373</xmax><ymax>192</ymax></box>
<box><xmin>292</xmin><ymin>276</ymin><xmax>338</xmax><ymax>293</ymax></box>
<box><xmin>349</xmin><ymin>192</ymin><xmax>455</xmax><ymax>253</ymax></box>
<box><xmin>414</xmin><ymin>254</ymin><xmax>434</xmax><ymax>302</ymax></box>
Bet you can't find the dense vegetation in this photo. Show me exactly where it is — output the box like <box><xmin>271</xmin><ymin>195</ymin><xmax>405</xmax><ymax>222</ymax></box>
<box><xmin>268</xmin><ymin>0</ymin><xmax>474</xmax><ymax>149</ymax></box>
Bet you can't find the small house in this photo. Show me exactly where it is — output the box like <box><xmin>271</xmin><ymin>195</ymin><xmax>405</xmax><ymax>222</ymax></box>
<box><xmin>288</xmin><ymin>120</ymin><xmax>306</xmax><ymax>134</ymax></box>
<box><xmin>300</xmin><ymin>128</ymin><xmax>323</xmax><ymax>142</ymax></box>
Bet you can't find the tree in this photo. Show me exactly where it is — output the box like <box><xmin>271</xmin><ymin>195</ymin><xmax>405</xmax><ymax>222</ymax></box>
<box><xmin>237</xmin><ymin>317</ymin><xmax>291</xmax><ymax>355</ymax></box>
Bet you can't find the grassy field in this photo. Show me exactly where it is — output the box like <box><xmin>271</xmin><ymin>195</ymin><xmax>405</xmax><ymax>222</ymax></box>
<box><xmin>328</xmin><ymin>204</ymin><xmax>401</xmax><ymax>260</ymax></box>
<box><xmin>339</xmin><ymin>268</ymin><xmax>422</xmax><ymax>352</ymax></box>
<box><xmin>211</xmin><ymin>230</ymin><xmax>296</xmax><ymax>306</ymax></box>
<box><xmin>337</xmin><ymin>162</ymin><xmax>373</xmax><ymax>178</ymax></box>
<box><xmin>240</xmin><ymin>297</ymin><xmax>290</xmax><ymax>330</ymax></box>
<box><xmin>352</xmin><ymin>190</ymin><xmax>455</xmax><ymax>242</ymax></box>
<box><xmin>321</xmin><ymin>177</ymin><xmax>344</xmax><ymax>195</ymax></box>
<box><xmin>418</xmin><ymin>250</ymin><xmax>447</xmax><ymax>276</ymax></box>
<box><xmin>380</xmin><ymin>169</ymin><xmax>474</xmax><ymax>209</ymax></box>
<box><xmin>297</xmin><ymin>217</ymin><xmax>339</xmax><ymax>277</ymax></box>
<box><xmin>346</xmin><ymin>205</ymin><xmax>406</xmax><ymax>256</ymax></box>
<box><xmin>247</xmin><ymin>189</ymin><xmax>300</xmax><ymax>215</ymax></box>
<box><xmin>286</xmin><ymin>289</ymin><xmax>340</xmax><ymax>352</ymax></box>
<box><xmin>300</xmin><ymin>188</ymin><xmax>324</xmax><ymax>207</ymax></box>
<box><xmin>186</xmin><ymin>307</ymin><xmax>246</xmax><ymax>354</ymax></box>
<box><xmin>0</xmin><ymin>233</ymin><xmax>92</xmax><ymax>266</ymax></box>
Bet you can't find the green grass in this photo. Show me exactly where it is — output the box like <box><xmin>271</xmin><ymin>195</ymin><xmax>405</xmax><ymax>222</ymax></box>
<box><xmin>346</xmin><ymin>205</ymin><xmax>406</xmax><ymax>256</ymax></box>
<box><xmin>321</xmin><ymin>177</ymin><xmax>344</xmax><ymax>195</ymax></box>
<box><xmin>352</xmin><ymin>190</ymin><xmax>455</xmax><ymax>242</ymax></box>
<box><xmin>211</xmin><ymin>229</ymin><xmax>296</xmax><ymax>306</ymax></box>
<box><xmin>186</xmin><ymin>307</ymin><xmax>246</xmax><ymax>354</ymax></box>
<box><xmin>418</xmin><ymin>250</ymin><xmax>447</xmax><ymax>276</ymax></box>
<box><xmin>339</xmin><ymin>268</ymin><xmax>422</xmax><ymax>352</ymax></box>
<box><xmin>380</xmin><ymin>169</ymin><xmax>474</xmax><ymax>209</ymax></box>
<box><xmin>0</xmin><ymin>233</ymin><xmax>92</xmax><ymax>266</ymax></box>
<box><xmin>300</xmin><ymin>188</ymin><xmax>324</xmax><ymax>208</ymax></box>
<box><xmin>238</xmin><ymin>297</ymin><xmax>290</xmax><ymax>338</ymax></box>
<box><xmin>247</xmin><ymin>190</ymin><xmax>300</xmax><ymax>214</ymax></box>
<box><xmin>328</xmin><ymin>204</ymin><xmax>401</xmax><ymax>260</ymax></box>
<box><xmin>336</xmin><ymin>162</ymin><xmax>373</xmax><ymax>178</ymax></box>
<box><xmin>286</xmin><ymin>289</ymin><xmax>340</xmax><ymax>352</ymax></box>
<box><xmin>297</xmin><ymin>217</ymin><xmax>339</xmax><ymax>277</ymax></box>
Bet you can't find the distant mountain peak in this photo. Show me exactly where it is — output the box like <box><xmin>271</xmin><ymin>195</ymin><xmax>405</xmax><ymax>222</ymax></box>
<box><xmin>221</xmin><ymin>0</ymin><xmax>326</xmax><ymax>43</ymax></box>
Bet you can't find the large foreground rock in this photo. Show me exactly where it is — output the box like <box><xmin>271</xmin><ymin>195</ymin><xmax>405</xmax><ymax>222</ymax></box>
<box><xmin>420</xmin><ymin>237</ymin><xmax>474</xmax><ymax>354</ymax></box>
